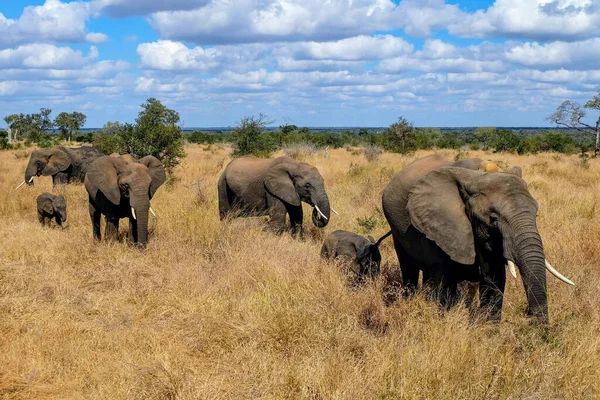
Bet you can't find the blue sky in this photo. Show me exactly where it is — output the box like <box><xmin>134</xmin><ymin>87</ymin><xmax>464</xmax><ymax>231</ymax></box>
<box><xmin>0</xmin><ymin>0</ymin><xmax>599</xmax><ymax>128</ymax></box>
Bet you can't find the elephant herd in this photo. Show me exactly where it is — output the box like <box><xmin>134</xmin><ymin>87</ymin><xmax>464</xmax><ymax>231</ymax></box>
<box><xmin>17</xmin><ymin>146</ymin><xmax>166</xmax><ymax>247</ymax></box>
<box><xmin>16</xmin><ymin>146</ymin><xmax>575</xmax><ymax>324</ymax></box>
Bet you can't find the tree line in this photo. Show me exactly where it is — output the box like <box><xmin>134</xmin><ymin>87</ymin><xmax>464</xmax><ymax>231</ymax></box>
<box><xmin>2</xmin><ymin>91</ymin><xmax>599</xmax><ymax>165</ymax></box>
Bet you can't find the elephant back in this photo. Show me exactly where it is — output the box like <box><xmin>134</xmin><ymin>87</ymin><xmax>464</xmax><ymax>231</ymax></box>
<box><xmin>382</xmin><ymin>154</ymin><xmax>450</xmax><ymax>235</ymax></box>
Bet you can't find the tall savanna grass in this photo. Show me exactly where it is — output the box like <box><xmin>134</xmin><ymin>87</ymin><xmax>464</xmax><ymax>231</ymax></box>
<box><xmin>0</xmin><ymin>145</ymin><xmax>598</xmax><ymax>399</ymax></box>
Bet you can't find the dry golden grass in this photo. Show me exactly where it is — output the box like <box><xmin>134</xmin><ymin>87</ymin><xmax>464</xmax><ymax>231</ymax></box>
<box><xmin>0</xmin><ymin>145</ymin><xmax>599</xmax><ymax>399</ymax></box>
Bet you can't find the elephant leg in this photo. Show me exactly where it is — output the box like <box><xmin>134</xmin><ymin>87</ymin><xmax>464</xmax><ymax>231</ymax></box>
<box><xmin>479</xmin><ymin>265</ymin><xmax>506</xmax><ymax>321</ymax></box>
<box><xmin>105</xmin><ymin>217</ymin><xmax>119</xmax><ymax>241</ymax></box>
<box><xmin>52</xmin><ymin>172</ymin><xmax>68</xmax><ymax>186</ymax></box>
<box><xmin>128</xmin><ymin>218</ymin><xmax>138</xmax><ymax>244</ymax></box>
<box><xmin>217</xmin><ymin>175</ymin><xmax>231</xmax><ymax>220</ymax></box>
<box><xmin>267</xmin><ymin>197</ymin><xmax>288</xmax><ymax>234</ymax></box>
<box><xmin>439</xmin><ymin>275</ymin><xmax>459</xmax><ymax>309</ymax></box>
<box><xmin>287</xmin><ymin>205</ymin><xmax>303</xmax><ymax>238</ymax></box>
<box><xmin>393</xmin><ymin>236</ymin><xmax>419</xmax><ymax>298</ymax></box>
<box><xmin>38</xmin><ymin>212</ymin><xmax>45</xmax><ymax>226</ymax></box>
<box><xmin>89</xmin><ymin>203</ymin><xmax>101</xmax><ymax>240</ymax></box>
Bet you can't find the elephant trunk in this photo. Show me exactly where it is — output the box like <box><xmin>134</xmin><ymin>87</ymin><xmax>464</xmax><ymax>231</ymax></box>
<box><xmin>311</xmin><ymin>191</ymin><xmax>331</xmax><ymax>228</ymax></box>
<box><xmin>131</xmin><ymin>190</ymin><xmax>150</xmax><ymax>247</ymax></box>
<box><xmin>508</xmin><ymin>215</ymin><xmax>549</xmax><ymax>324</ymax></box>
<box><xmin>25</xmin><ymin>159</ymin><xmax>38</xmax><ymax>185</ymax></box>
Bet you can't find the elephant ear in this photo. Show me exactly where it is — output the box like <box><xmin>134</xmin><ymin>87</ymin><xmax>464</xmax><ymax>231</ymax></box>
<box><xmin>507</xmin><ymin>166</ymin><xmax>522</xmax><ymax>178</ymax></box>
<box><xmin>41</xmin><ymin>149</ymin><xmax>71</xmax><ymax>176</ymax></box>
<box><xmin>139</xmin><ymin>156</ymin><xmax>167</xmax><ymax>198</ymax></box>
<box><xmin>407</xmin><ymin>167</ymin><xmax>477</xmax><ymax>265</ymax></box>
<box><xmin>42</xmin><ymin>200</ymin><xmax>53</xmax><ymax>214</ymax></box>
<box><xmin>86</xmin><ymin>156</ymin><xmax>122</xmax><ymax>205</ymax></box>
<box><xmin>264</xmin><ymin>162</ymin><xmax>301</xmax><ymax>206</ymax></box>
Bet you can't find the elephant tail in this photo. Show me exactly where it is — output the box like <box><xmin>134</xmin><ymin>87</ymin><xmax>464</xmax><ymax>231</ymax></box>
<box><xmin>375</xmin><ymin>230</ymin><xmax>393</xmax><ymax>247</ymax></box>
<box><xmin>218</xmin><ymin>173</ymin><xmax>231</xmax><ymax>220</ymax></box>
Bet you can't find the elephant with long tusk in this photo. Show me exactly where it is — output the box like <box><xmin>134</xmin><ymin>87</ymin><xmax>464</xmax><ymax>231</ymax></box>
<box><xmin>85</xmin><ymin>154</ymin><xmax>166</xmax><ymax>247</ymax></box>
<box><xmin>218</xmin><ymin>156</ymin><xmax>333</xmax><ymax>236</ymax></box>
<box><xmin>18</xmin><ymin>146</ymin><xmax>103</xmax><ymax>188</ymax></box>
<box><xmin>382</xmin><ymin>154</ymin><xmax>575</xmax><ymax>324</ymax></box>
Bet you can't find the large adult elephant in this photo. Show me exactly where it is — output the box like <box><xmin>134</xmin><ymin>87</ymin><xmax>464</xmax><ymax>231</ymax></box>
<box><xmin>19</xmin><ymin>146</ymin><xmax>103</xmax><ymax>187</ymax></box>
<box><xmin>84</xmin><ymin>155</ymin><xmax>166</xmax><ymax>247</ymax></box>
<box><xmin>382</xmin><ymin>154</ymin><xmax>574</xmax><ymax>323</ymax></box>
<box><xmin>218</xmin><ymin>156</ymin><xmax>332</xmax><ymax>235</ymax></box>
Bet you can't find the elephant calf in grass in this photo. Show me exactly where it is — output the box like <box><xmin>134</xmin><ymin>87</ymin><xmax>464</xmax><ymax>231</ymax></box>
<box><xmin>37</xmin><ymin>193</ymin><xmax>67</xmax><ymax>227</ymax></box>
<box><xmin>321</xmin><ymin>230</ymin><xmax>391</xmax><ymax>279</ymax></box>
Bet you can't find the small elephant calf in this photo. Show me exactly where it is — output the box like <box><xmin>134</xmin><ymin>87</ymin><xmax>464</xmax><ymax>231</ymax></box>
<box><xmin>37</xmin><ymin>193</ymin><xmax>67</xmax><ymax>227</ymax></box>
<box><xmin>321</xmin><ymin>230</ymin><xmax>389</xmax><ymax>278</ymax></box>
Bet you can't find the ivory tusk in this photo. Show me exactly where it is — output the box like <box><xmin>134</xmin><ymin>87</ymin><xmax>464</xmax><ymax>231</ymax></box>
<box><xmin>131</xmin><ymin>207</ymin><xmax>137</xmax><ymax>220</ymax></box>
<box><xmin>506</xmin><ymin>260</ymin><xmax>517</xmax><ymax>279</ymax></box>
<box><xmin>545</xmin><ymin>259</ymin><xmax>575</xmax><ymax>286</ymax></box>
<box><xmin>150</xmin><ymin>207</ymin><xmax>157</xmax><ymax>217</ymax></box>
<box><xmin>29</xmin><ymin>176</ymin><xmax>34</xmax><ymax>183</ymax></box>
<box><xmin>314</xmin><ymin>205</ymin><xmax>328</xmax><ymax>220</ymax></box>
<box><xmin>15</xmin><ymin>181</ymin><xmax>26</xmax><ymax>190</ymax></box>
<box><xmin>330</xmin><ymin>206</ymin><xmax>339</xmax><ymax>215</ymax></box>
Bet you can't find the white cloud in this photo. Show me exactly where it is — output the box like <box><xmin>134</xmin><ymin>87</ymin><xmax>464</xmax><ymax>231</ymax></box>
<box><xmin>137</xmin><ymin>40</ymin><xmax>268</xmax><ymax>73</ymax></box>
<box><xmin>449</xmin><ymin>0</ymin><xmax>600</xmax><ymax>41</ymax></box>
<box><xmin>505</xmin><ymin>38</ymin><xmax>600</xmax><ymax>69</ymax></box>
<box><xmin>0</xmin><ymin>0</ymin><xmax>106</xmax><ymax>48</ymax></box>
<box><xmin>149</xmin><ymin>0</ymin><xmax>396</xmax><ymax>45</ymax></box>
<box><xmin>96</xmin><ymin>0</ymin><xmax>210</xmax><ymax>17</ymax></box>
<box><xmin>0</xmin><ymin>45</ymin><xmax>99</xmax><ymax>69</ymax></box>
<box><xmin>280</xmin><ymin>35</ymin><xmax>413</xmax><ymax>61</ymax></box>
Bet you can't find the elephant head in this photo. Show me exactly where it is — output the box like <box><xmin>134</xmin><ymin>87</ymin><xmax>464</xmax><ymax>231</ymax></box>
<box><xmin>25</xmin><ymin>148</ymin><xmax>71</xmax><ymax>185</ymax></box>
<box><xmin>356</xmin><ymin>235</ymin><xmax>382</xmax><ymax>278</ymax></box>
<box><xmin>85</xmin><ymin>155</ymin><xmax>166</xmax><ymax>246</ymax></box>
<box><xmin>265</xmin><ymin>159</ymin><xmax>331</xmax><ymax>228</ymax></box>
<box><xmin>406</xmin><ymin>166</ymin><xmax>573</xmax><ymax>323</ymax></box>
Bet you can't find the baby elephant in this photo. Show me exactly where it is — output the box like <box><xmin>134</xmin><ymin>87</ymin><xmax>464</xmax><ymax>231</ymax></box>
<box><xmin>321</xmin><ymin>230</ymin><xmax>389</xmax><ymax>278</ymax></box>
<box><xmin>37</xmin><ymin>193</ymin><xmax>67</xmax><ymax>227</ymax></box>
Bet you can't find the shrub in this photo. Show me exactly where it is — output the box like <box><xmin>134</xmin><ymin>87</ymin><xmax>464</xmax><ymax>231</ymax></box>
<box><xmin>282</xmin><ymin>142</ymin><xmax>318</xmax><ymax>160</ymax></box>
<box><xmin>93</xmin><ymin>99</ymin><xmax>186</xmax><ymax>175</ymax></box>
<box><xmin>363</xmin><ymin>145</ymin><xmax>383</xmax><ymax>162</ymax></box>
<box><xmin>231</xmin><ymin>114</ymin><xmax>276</xmax><ymax>158</ymax></box>
<box><xmin>383</xmin><ymin>116</ymin><xmax>417</xmax><ymax>154</ymax></box>
<box><xmin>0</xmin><ymin>131</ymin><xmax>11</xmax><ymax>150</ymax></box>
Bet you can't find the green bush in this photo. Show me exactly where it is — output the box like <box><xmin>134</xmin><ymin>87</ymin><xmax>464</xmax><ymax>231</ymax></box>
<box><xmin>383</xmin><ymin>117</ymin><xmax>418</xmax><ymax>154</ymax></box>
<box><xmin>231</xmin><ymin>114</ymin><xmax>276</xmax><ymax>158</ymax></box>
<box><xmin>92</xmin><ymin>99</ymin><xmax>186</xmax><ymax>174</ymax></box>
<box><xmin>0</xmin><ymin>131</ymin><xmax>11</xmax><ymax>150</ymax></box>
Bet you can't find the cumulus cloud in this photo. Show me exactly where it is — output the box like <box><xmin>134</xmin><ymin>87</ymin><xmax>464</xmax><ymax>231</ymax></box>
<box><xmin>0</xmin><ymin>0</ymin><xmax>107</xmax><ymax>48</ymax></box>
<box><xmin>505</xmin><ymin>38</ymin><xmax>600</xmax><ymax>69</ymax></box>
<box><xmin>278</xmin><ymin>35</ymin><xmax>414</xmax><ymax>61</ymax></box>
<box><xmin>96</xmin><ymin>0</ymin><xmax>210</xmax><ymax>18</ymax></box>
<box><xmin>137</xmin><ymin>40</ymin><xmax>269</xmax><ymax>73</ymax></box>
<box><xmin>148</xmin><ymin>0</ymin><xmax>395</xmax><ymax>45</ymax></box>
<box><xmin>449</xmin><ymin>0</ymin><xmax>600</xmax><ymax>41</ymax></box>
<box><xmin>0</xmin><ymin>45</ymin><xmax>99</xmax><ymax>69</ymax></box>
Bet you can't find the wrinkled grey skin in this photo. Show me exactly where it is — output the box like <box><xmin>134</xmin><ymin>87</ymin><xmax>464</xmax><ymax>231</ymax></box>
<box><xmin>218</xmin><ymin>156</ymin><xmax>331</xmax><ymax>235</ymax></box>
<box><xmin>382</xmin><ymin>154</ymin><xmax>550</xmax><ymax>323</ymax></box>
<box><xmin>85</xmin><ymin>155</ymin><xmax>166</xmax><ymax>247</ymax></box>
<box><xmin>36</xmin><ymin>193</ymin><xmax>67</xmax><ymax>227</ymax></box>
<box><xmin>25</xmin><ymin>146</ymin><xmax>104</xmax><ymax>186</ymax></box>
<box><xmin>321</xmin><ymin>230</ymin><xmax>383</xmax><ymax>278</ymax></box>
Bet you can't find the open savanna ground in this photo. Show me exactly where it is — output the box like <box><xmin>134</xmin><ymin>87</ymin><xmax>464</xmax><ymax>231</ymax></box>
<box><xmin>0</xmin><ymin>144</ymin><xmax>599</xmax><ymax>399</ymax></box>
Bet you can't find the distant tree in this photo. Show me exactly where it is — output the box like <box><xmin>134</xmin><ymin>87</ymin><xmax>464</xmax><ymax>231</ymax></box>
<box><xmin>384</xmin><ymin>116</ymin><xmax>417</xmax><ymax>154</ymax></box>
<box><xmin>55</xmin><ymin>111</ymin><xmax>87</xmax><ymax>142</ymax></box>
<box><xmin>547</xmin><ymin>91</ymin><xmax>600</xmax><ymax>157</ymax></box>
<box><xmin>232</xmin><ymin>113</ymin><xmax>276</xmax><ymax>157</ymax></box>
<box><xmin>93</xmin><ymin>99</ymin><xmax>185</xmax><ymax>175</ymax></box>
<box><xmin>3</xmin><ymin>114</ymin><xmax>27</xmax><ymax>143</ymax></box>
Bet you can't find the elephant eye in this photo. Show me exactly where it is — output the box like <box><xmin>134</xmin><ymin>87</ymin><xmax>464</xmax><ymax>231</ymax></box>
<box><xmin>490</xmin><ymin>213</ymin><xmax>499</xmax><ymax>226</ymax></box>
